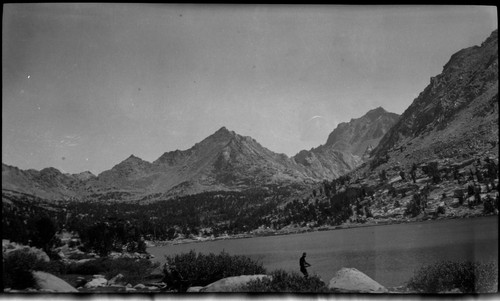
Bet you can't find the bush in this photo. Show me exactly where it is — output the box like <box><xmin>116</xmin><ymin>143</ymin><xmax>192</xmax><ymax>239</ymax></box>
<box><xmin>405</xmin><ymin>193</ymin><xmax>422</xmax><ymax>217</ymax></box>
<box><xmin>3</xmin><ymin>249</ymin><xmax>48</xmax><ymax>289</ymax></box>
<box><xmin>436</xmin><ymin>205</ymin><xmax>446</xmax><ymax>215</ymax></box>
<box><xmin>239</xmin><ymin>269</ymin><xmax>329</xmax><ymax>292</ymax></box>
<box><xmin>164</xmin><ymin>250</ymin><xmax>266</xmax><ymax>287</ymax></box>
<box><xmin>66</xmin><ymin>257</ymin><xmax>159</xmax><ymax>285</ymax></box>
<box><xmin>407</xmin><ymin>261</ymin><xmax>498</xmax><ymax>293</ymax></box>
<box><xmin>483</xmin><ymin>196</ymin><xmax>495</xmax><ymax>214</ymax></box>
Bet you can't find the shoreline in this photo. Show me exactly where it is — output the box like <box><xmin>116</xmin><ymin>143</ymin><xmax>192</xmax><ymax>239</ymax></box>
<box><xmin>147</xmin><ymin>212</ymin><xmax>498</xmax><ymax>248</ymax></box>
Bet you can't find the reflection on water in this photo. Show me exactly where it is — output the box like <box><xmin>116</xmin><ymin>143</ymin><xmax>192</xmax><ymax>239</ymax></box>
<box><xmin>148</xmin><ymin>216</ymin><xmax>498</xmax><ymax>287</ymax></box>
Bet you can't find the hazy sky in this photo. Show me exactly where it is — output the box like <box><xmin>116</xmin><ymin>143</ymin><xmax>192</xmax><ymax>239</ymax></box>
<box><xmin>2</xmin><ymin>4</ymin><xmax>497</xmax><ymax>175</ymax></box>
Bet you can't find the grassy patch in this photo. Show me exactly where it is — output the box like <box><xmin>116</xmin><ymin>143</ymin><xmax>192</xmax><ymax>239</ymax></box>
<box><xmin>407</xmin><ymin>260</ymin><xmax>498</xmax><ymax>293</ymax></box>
<box><xmin>238</xmin><ymin>269</ymin><xmax>329</xmax><ymax>292</ymax></box>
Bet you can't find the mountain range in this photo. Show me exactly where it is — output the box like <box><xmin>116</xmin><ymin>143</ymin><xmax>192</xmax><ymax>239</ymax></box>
<box><xmin>2</xmin><ymin>29</ymin><xmax>498</xmax><ymax>203</ymax></box>
<box><xmin>2</xmin><ymin>108</ymin><xmax>399</xmax><ymax>201</ymax></box>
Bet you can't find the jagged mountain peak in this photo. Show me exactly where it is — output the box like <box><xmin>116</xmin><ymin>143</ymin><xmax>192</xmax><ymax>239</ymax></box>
<box><xmin>324</xmin><ymin>107</ymin><xmax>399</xmax><ymax>152</ymax></box>
<box><xmin>72</xmin><ymin>171</ymin><xmax>96</xmax><ymax>181</ymax></box>
<box><xmin>215</xmin><ymin>126</ymin><xmax>231</xmax><ymax>134</ymax></box>
<box><xmin>292</xmin><ymin>106</ymin><xmax>399</xmax><ymax>179</ymax></box>
<box><xmin>112</xmin><ymin>154</ymin><xmax>151</xmax><ymax>168</ymax></box>
<box><xmin>125</xmin><ymin>154</ymin><xmax>143</xmax><ymax>161</ymax></box>
<box><xmin>364</xmin><ymin>107</ymin><xmax>393</xmax><ymax>120</ymax></box>
<box><xmin>206</xmin><ymin>126</ymin><xmax>237</xmax><ymax>141</ymax></box>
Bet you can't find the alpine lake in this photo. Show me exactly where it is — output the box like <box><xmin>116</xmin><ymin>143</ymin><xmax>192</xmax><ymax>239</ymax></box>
<box><xmin>148</xmin><ymin>215</ymin><xmax>498</xmax><ymax>288</ymax></box>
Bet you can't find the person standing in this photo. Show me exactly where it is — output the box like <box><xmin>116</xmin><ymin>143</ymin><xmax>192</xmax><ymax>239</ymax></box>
<box><xmin>299</xmin><ymin>252</ymin><xmax>311</xmax><ymax>278</ymax></box>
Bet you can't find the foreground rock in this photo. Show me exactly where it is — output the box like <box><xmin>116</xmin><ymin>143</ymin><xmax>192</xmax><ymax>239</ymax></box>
<box><xmin>328</xmin><ymin>268</ymin><xmax>388</xmax><ymax>293</ymax></box>
<box><xmin>192</xmin><ymin>275</ymin><xmax>271</xmax><ymax>292</ymax></box>
<box><xmin>84</xmin><ymin>275</ymin><xmax>108</xmax><ymax>288</ymax></box>
<box><xmin>32</xmin><ymin>271</ymin><xmax>78</xmax><ymax>292</ymax></box>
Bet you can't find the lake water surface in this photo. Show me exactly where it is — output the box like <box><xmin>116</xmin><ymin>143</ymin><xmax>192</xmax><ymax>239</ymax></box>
<box><xmin>148</xmin><ymin>216</ymin><xmax>498</xmax><ymax>287</ymax></box>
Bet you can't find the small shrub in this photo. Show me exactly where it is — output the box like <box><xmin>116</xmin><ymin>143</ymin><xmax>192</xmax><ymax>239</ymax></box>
<box><xmin>436</xmin><ymin>206</ymin><xmax>446</xmax><ymax>215</ymax></box>
<box><xmin>239</xmin><ymin>269</ymin><xmax>329</xmax><ymax>292</ymax></box>
<box><xmin>483</xmin><ymin>196</ymin><xmax>495</xmax><ymax>214</ymax></box>
<box><xmin>405</xmin><ymin>193</ymin><xmax>422</xmax><ymax>217</ymax></box>
<box><xmin>407</xmin><ymin>261</ymin><xmax>498</xmax><ymax>293</ymax></box>
<box><xmin>164</xmin><ymin>250</ymin><xmax>266</xmax><ymax>287</ymax></box>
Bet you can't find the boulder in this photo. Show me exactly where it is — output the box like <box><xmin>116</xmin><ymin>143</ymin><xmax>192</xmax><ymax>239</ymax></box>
<box><xmin>134</xmin><ymin>283</ymin><xmax>146</xmax><ymax>289</ymax></box>
<box><xmin>32</xmin><ymin>271</ymin><xmax>78</xmax><ymax>292</ymax></box>
<box><xmin>75</xmin><ymin>276</ymin><xmax>87</xmax><ymax>288</ymax></box>
<box><xmin>328</xmin><ymin>268</ymin><xmax>388</xmax><ymax>293</ymax></box>
<box><xmin>187</xmin><ymin>286</ymin><xmax>204</xmax><ymax>292</ymax></box>
<box><xmin>84</xmin><ymin>277</ymin><xmax>108</xmax><ymax>288</ymax></box>
<box><xmin>200</xmin><ymin>275</ymin><xmax>271</xmax><ymax>292</ymax></box>
<box><xmin>108</xmin><ymin>273</ymin><xmax>125</xmax><ymax>285</ymax></box>
<box><xmin>450</xmin><ymin>199</ymin><xmax>461</xmax><ymax>208</ymax></box>
<box><xmin>147</xmin><ymin>282</ymin><xmax>167</xmax><ymax>289</ymax></box>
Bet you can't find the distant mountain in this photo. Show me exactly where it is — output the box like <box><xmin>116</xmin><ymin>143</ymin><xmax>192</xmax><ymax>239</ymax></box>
<box><xmin>2</xmin><ymin>164</ymin><xmax>89</xmax><ymax>200</ymax></box>
<box><xmin>371</xmin><ymin>29</ymin><xmax>498</xmax><ymax>168</ymax></box>
<box><xmin>293</xmin><ymin>107</ymin><xmax>400</xmax><ymax>178</ymax></box>
<box><xmin>87</xmin><ymin>126</ymin><xmax>318</xmax><ymax>199</ymax></box>
<box><xmin>2</xmin><ymin>106</ymin><xmax>401</xmax><ymax>201</ymax></box>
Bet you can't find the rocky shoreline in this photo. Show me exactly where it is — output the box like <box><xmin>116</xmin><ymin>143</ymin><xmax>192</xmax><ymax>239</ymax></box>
<box><xmin>147</xmin><ymin>211</ymin><xmax>497</xmax><ymax>248</ymax></box>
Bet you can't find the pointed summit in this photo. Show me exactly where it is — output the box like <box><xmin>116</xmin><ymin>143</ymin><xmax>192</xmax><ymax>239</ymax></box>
<box><xmin>197</xmin><ymin>126</ymin><xmax>237</xmax><ymax>146</ymax></box>
<box><xmin>364</xmin><ymin>107</ymin><xmax>395</xmax><ymax>121</ymax></box>
<box><xmin>120</xmin><ymin>154</ymin><xmax>142</xmax><ymax>163</ymax></box>
<box><xmin>324</xmin><ymin>107</ymin><xmax>399</xmax><ymax>152</ymax></box>
<box><xmin>213</xmin><ymin>126</ymin><xmax>234</xmax><ymax>137</ymax></box>
<box><xmin>367</xmin><ymin>106</ymin><xmax>386</xmax><ymax>114</ymax></box>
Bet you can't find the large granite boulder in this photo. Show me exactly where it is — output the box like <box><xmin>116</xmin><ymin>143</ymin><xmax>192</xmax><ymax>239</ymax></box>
<box><xmin>328</xmin><ymin>268</ymin><xmax>388</xmax><ymax>293</ymax></box>
<box><xmin>198</xmin><ymin>275</ymin><xmax>271</xmax><ymax>292</ymax></box>
<box><xmin>32</xmin><ymin>271</ymin><xmax>78</xmax><ymax>292</ymax></box>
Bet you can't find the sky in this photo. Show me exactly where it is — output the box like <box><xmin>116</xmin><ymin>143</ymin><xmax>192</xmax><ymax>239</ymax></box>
<box><xmin>2</xmin><ymin>4</ymin><xmax>497</xmax><ymax>175</ymax></box>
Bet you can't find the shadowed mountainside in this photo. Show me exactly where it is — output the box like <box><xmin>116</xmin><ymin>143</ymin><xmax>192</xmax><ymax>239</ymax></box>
<box><xmin>370</xmin><ymin>29</ymin><xmax>498</xmax><ymax>169</ymax></box>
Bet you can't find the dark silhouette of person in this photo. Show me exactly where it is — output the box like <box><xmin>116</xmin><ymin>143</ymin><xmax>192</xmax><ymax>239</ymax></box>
<box><xmin>299</xmin><ymin>252</ymin><xmax>311</xmax><ymax>278</ymax></box>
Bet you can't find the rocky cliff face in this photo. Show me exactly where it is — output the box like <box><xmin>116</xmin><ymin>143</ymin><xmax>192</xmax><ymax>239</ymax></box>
<box><xmin>293</xmin><ymin>107</ymin><xmax>399</xmax><ymax>178</ymax></box>
<box><xmin>371</xmin><ymin>29</ymin><xmax>498</xmax><ymax>168</ymax></box>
